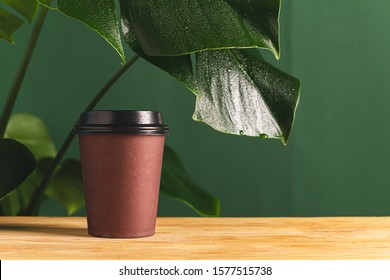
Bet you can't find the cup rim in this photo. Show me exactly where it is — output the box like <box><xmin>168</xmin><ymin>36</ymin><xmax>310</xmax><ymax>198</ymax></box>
<box><xmin>74</xmin><ymin>110</ymin><xmax>169</xmax><ymax>135</ymax></box>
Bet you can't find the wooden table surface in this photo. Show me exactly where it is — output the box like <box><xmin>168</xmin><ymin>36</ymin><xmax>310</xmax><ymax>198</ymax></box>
<box><xmin>0</xmin><ymin>217</ymin><xmax>389</xmax><ymax>259</ymax></box>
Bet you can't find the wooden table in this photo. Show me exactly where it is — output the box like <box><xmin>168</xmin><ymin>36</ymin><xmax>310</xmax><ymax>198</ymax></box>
<box><xmin>0</xmin><ymin>217</ymin><xmax>389</xmax><ymax>259</ymax></box>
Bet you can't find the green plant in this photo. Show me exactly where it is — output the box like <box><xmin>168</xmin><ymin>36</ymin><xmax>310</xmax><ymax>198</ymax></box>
<box><xmin>0</xmin><ymin>0</ymin><xmax>300</xmax><ymax>216</ymax></box>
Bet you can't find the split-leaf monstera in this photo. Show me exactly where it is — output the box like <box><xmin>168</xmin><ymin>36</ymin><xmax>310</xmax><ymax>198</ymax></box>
<box><xmin>120</xmin><ymin>0</ymin><xmax>300</xmax><ymax>143</ymax></box>
<box><xmin>0</xmin><ymin>0</ymin><xmax>301</xmax><ymax>216</ymax></box>
<box><xmin>0</xmin><ymin>138</ymin><xmax>37</xmax><ymax>201</ymax></box>
<box><xmin>36</xmin><ymin>0</ymin><xmax>300</xmax><ymax>143</ymax></box>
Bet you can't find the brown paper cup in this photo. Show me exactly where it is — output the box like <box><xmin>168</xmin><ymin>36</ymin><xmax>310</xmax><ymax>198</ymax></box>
<box><xmin>75</xmin><ymin>110</ymin><xmax>168</xmax><ymax>238</ymax></box>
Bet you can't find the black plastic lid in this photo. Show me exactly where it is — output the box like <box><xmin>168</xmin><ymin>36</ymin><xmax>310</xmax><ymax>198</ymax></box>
<box><xmin>74</xmin><ymin>110</ymin><xmax>169</xmax><ymax>135</ymax></box>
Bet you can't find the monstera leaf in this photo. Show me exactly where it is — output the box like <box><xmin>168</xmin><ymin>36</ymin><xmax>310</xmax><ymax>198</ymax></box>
<box><xmin>5</xmin><ymin>113</ymin><xmax>56</xmax><ymax>159</ymax></box>
<box><xmin>39</xmin><ymin>0</ymin><xmax>300</xmax><ymax>143</ymax></box>
<box><xmin>0</xmin><ymin>138</ymin><xmax>37</xmax><ymax>202</ymax></box>
<box><xmin>0</xmin><ymin>0</ymin><xmax>38</xmax><ymax>43</ymax></box>
<box><xmin>1</xmin><ymin>113</ymin><xmax>56</xmax><ymax>214</ymax></box>
<box><xmin>161</xmin><ymin>146</ymin><xmax>220</xmax><ymax>216</ymax></box>
<box><xmin>1</xmin><ymin>112</ymin><xmax>54</xmax><ymax>205</ymax></box>
<box><xmin>0</xmin><ymin>158</ymin><xmax>52</xmax><ymax>215</ymax></box>
<box><xmin>125</xmin><ymin>0</ymin><xmax>280</xmax><ymax>58</ymax></box>
<box><xmin>36</xmin><ymin>0</ymin><xmax>125</xmax><ymax>62</ymax></box>
<box><xmin>119</xmin><ymin>0</ymin><xmax>300</xmax><ymax>143</ymax></box>
<box><xmin>45</xmin><ymin>159</ymin><xmax>84</xmax><ymax>215</ymax></box>
<box><xmin>194</xmin><ymin>49</ymin><xmax>300</xmax><ymax>144</ymax></box>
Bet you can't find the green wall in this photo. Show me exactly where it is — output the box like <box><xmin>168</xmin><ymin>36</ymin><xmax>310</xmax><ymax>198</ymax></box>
<box><xmin>1</xmin><ymin>1</ymin><xmax>390</xmax><ymax>216</ymax></box>
<box><xmin>287</xmin><ymin>0</ymin><xmax>390</xmax><ymax>215</ymax></box>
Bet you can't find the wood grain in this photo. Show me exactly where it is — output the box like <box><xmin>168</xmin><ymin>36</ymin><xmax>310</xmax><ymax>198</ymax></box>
<box><xmin>0</xmin><ymin>217</ymin><xmax>390</xmax><ymax>259</ymax></box>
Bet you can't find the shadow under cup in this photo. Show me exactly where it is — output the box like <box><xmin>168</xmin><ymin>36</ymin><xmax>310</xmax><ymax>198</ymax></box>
<box><xmin>74</xmin><ymin>110</ymin><xmax>169</xmax><ymax>238</ymax></box>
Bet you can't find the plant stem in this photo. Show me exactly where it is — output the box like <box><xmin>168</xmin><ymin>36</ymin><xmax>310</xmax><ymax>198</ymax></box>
<box><xmin>19</xmin><ymin>55</ymin><xmax>140</xmax><ymax>216</ymax></box>
<box><xmin>0</xmin><ymin>6</ymin><xmax>50</xmax><ymax>138</ymax></box>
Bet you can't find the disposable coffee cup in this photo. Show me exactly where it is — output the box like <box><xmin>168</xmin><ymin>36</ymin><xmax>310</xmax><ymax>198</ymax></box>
<box><xmin>74</xmin><ymin>110</ymin><xmax>169</xmax><ymax>238</ymax></box>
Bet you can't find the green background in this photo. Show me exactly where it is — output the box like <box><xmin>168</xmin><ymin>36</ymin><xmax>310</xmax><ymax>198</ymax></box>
<box><xmin>1</xmin><ymin>0</ymin><xmax>390</xmax><ymax>216</ymax></box>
